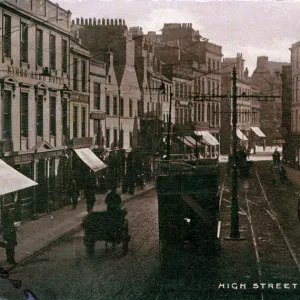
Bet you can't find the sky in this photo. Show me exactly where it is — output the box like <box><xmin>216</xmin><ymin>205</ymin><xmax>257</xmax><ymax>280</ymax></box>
<box><xmin>56</xmin><ymin>0</ymin><xmax>300</xmax><ymax>75</ymax></box>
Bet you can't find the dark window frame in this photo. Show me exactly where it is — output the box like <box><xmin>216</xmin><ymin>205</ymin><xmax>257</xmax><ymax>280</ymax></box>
<box><xmin>129</xmin><ymin>99</ymin><xmax>133</xmax><ymax>117</ymax></box>
<box><xmin>113</xmin><ymin>96</ymin><xmax>118</xmax><ymax>116</ymax></box>
<box><xmin>61</xmin><ymin>38</ymin><xmax>68</xmax><ymax>73</ymax></box>
<box><xmin>36</xmin><ymin>28</ymin><xmax>43</xmax><ymax>67</ymax></box>
<box><xmin>106</xmin><ymin>95</ymin><xmax>110</xmax><ymax>115</ymax></box>
<box><xmin>3</xmin><ymin>90</ymin><xmax>12</xmax><ymax>139</ymax></box>
<box><xmin>81</xmin><ymin>106</ymin><xmax>86</xmax><ymax>137</ymax></box>
<box><xmin>73</xmin><ymin>57</ymin><xmax>78</xmax><ymax>91</ymax></box>
<box><xmin>20</xmin><ymin>22</ymin><xmax>28</xmax><ymax>62</ymax></box>
<box><xmin>36</xmin><ymin>94</ymin><xmax>43</xmax><ymax>137</ymax></box>
<box><xmin>81</xmin><ymin>60</ymin><xmax>86</xmax><ymax>92</ymax></box>
<box><xmin>3</xmin><ymin>15</ymin><xmax>11</xmax><ymax>58</ymax></box>
<box><xmin>120</xmin><ymin>97</ymin><xmax>124</xmax><ymax>116</ymax></box>
<box><xmin>105</xmin><ymin>128</ymin><xmax>110</xmax><ymax>148</ymax></box>
<box><xmin>50</xmin><ymin>96</ymin><xmax>56</xmax><ymax>136</ymax></box>
<box><xmin>73</xmin><ymin>105</ymin><xmax>78</xmax><ymax>138</ymax></box>
<box><xmin>93</xmin><ymin>82</ymin><xmax>100</xmax><ymax>110</ymax></box>
<box><xmin>20</xmin><ymin>92</ymin><xmax>28</xmax><ymax>138</ymax></box>
<box><xmin>49</xmin><ymin>33</ymin><xmax>56</xmax><ymax>70</ymax></box>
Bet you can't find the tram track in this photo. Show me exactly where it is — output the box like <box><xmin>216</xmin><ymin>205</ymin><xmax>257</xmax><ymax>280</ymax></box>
<box><xmin>240</xmin><ymin>163</ymin><xmax>300</xmax><ymax>299</ymax></box>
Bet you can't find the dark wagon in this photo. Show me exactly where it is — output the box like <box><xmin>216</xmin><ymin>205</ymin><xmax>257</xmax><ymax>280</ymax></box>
<box><xmin>81</xmin><ymin>210</ymin><xmax>130</xmax><ymax>257</ymax></box>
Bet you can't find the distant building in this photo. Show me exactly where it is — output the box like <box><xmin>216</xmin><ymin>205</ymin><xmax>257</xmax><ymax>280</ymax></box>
<box><xmin>221</xmin><ymin>53</ymin><xmax>264</xmax><ymax>154</ymax></box>
<box><xmin>251</xmin><ymin>56</ymin><xmax>289</xmax><ymax>145</ymax></box>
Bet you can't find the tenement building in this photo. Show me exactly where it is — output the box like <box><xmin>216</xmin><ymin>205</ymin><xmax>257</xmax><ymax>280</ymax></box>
<box><xmin>221</xmin><ymin>53</ymin><xmax>264</xmax><ymax>154</ymax></box>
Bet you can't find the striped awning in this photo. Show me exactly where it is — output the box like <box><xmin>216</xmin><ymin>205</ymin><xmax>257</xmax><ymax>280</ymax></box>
<box><xmin>251</xmin><ymin>127</ymin><xmax>266</xmax><ymax>138</ymax></box>
<box><xmin>236</xmin><ymin>129</ymin><xmax>248</xmax><ymax>141</ymax></box>
<box><xmin>194</xmin><ymin>131</ymin><xmax>219</xmax><ymax>146</ymax></box>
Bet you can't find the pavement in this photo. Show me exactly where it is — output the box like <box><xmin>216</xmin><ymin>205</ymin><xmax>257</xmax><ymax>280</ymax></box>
<box><xmin>0</xmin><ymin>182</ymin><xmax>155</xmax><ymax>271</ymax></box>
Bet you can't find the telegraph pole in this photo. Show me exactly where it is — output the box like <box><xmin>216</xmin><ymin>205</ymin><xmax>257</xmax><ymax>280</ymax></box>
<box><xmin>230</xmin><ymin>67</ymin><xmax>240</xmax><ymax>239</ymax></box>
<box><xmin>190</xmin><ymin>66</ymin><xmax>280</xmax><ymax>240</ymax></box>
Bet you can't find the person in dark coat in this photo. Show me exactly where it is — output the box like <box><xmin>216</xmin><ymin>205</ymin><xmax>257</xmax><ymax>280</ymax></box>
<box><xmin>84</xmin><ymin>172</ymin><xmax>97</xmax><ymax>213</ymax></box>
<box><xmin>70</xmin><ymin>179</ymin><xmax>79</xmax><ymax>210</ymax></box>
<box><xmin>105</xmin><ymin>187</ymin><xmax>122</xmax><ymax>213</ymax></box>
<box><xmin>2</xmin><ymin>208</ymin><xmax>17</xmax><ymax>264</ymax></box>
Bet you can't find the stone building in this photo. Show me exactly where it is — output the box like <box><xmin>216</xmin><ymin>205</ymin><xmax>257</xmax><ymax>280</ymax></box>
<box><xmin>221</xmin><ymin>53</ymin><xmax>264</xmax><ymax>154</ymax></box>
<box><xmin>130</xmin><ymin>28</ymin><xmax>172</xmax><ymax>156</ymax></box>
<box><xmin>281</xmin><ymin>65</ymin><xmax>292</xmax><ymax>164</ymax></box>
<box><xmin>0</xmin><ymin>0</ymin><xmax>73</xmax><ymax>220</ymax></box>
<box><xmin>71</xmin><ymin>18</ymin><xmax>141</xmax><ymax>154</ymax></box>
<box><xmin>251</xmin><ymin>56</ymin><xmax>289</xmax><ymax>145</ymax></box>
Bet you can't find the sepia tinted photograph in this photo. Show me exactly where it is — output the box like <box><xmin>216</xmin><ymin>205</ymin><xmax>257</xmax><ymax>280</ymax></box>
<box><xmin>0</xmin><ymin>0</ymin><xmax>299</xmax><ymax>299</ymax></box>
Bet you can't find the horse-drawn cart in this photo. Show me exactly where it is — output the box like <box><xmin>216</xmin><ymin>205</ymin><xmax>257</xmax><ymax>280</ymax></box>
<box><xmin>81</xmin><ymin>210</ymin><xmax>130</xmax><ymax>257</ymax></box>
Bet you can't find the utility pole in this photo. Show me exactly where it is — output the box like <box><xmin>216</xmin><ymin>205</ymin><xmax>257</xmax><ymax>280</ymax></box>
<box><xmin>230</xmin><ymin>67</ymin><xmax>239</xmax><ymax>238</ymax></box>
<box><xmin>190</xmin><ymin>67</ymin><xmax>280</xmax><ymax>239</ymax></box>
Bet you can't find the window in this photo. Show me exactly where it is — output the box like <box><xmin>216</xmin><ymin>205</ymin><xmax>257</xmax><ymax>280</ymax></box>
<box><xmin>2</xmin><ymin>90</ymin><xmax>12</xmax><ymax>139</ymax></box>
<box><xmin>36</xmin><ymin>95</ymin><xmax>43</xmax><ymax>137</ymax></box>
<box><xmin>113</xmin><ymin>96</ymin><xmax>118</xmax><ymax>115</ymax></box>
<box><xmin>62</xmin><ymin>39</ymin><xmax>68</xmax><ymax>73</ymax></box>
<box><xmin>105</xmin><ymin>128</ymin><xmax>110</xmax><ymax>148</ymax></box>
<box><xmin>108</xmin><ymin>75</ymin><xmax>111</xmax><ymax>83</ymax></box>
<box><xmin>73</xmin><ymin>58</ymin><xmax>78</xmax><ymax>91</ymax></box>
<box><xmin>36</xmin><ymin>29</ymin><xmax>43</xmax><ymax>67</ymax></box>
<box><xmin>81</xmin><ymin>60</ymin><xmax>86</xmax><ymax>92</ymax></box>
<box><xmin>50</xmin><ymin>96</ymin><xmax>56</xmax><ymax>136</ymax></box>
<box><xmin>20</xmin><ymin>22</ymin><xmax>28</xmax><ymax>62</ymax></box>
<box><xmin>129</xmin><ymin>99</ymin><xmax>133</xmax><ymax>117</ymax></box>
<box><xmin>73</xmin><ymin>105</ymin><xmax>78</xmax><ymax>138</ymax></box>
<box><xmin>119</xmin><ymin>129</ymin><xmax>124</xmax><ymax>148</ymax></box>
<box><xmin>94</xmin><ymin>119</ymin><xmax>100</xmax><ymax>144</ymax></box>
<box><xmin>62</xmin><ymin>100</ymin><xmax>68</xmax><ymax>138</ymax></box>
<box><xmin>81</xmin><ymin>106</ymin><xmax>86</xmax><ymax>137</ymax></box>
<box><xmin>147</xmin><ymin>102</ymin><xmax>150</xmax><ymax>115</ymax></box>
<box><xmin>20</xmin><ymin>93</ymin><xmax>28</xmax><ymax>137</ymax></box>
<box><xmin>120</xmin><ymin>97</ymin><xmax>124</xmax><ymax>116</ymax></box>
<box><xmin>129</xmin><ymin>132</ymin><xmax>133</xmax><ymax>147</ymax></box>
<box><xmin>49</xmin><ymin>34</ymin><xmax>56</xmax><ymax>70</ymax></box>
<box><xmin>3</xmin><ymin>15</ymin><xmax>11</xmax><ymax>58</ymax></box>
<box><xmin>113</xmin><ymin>128</ymin><xmax>118</xmax><ymax>147</ymax></box>
<box><xmin>94</xmin><ymin>83</ymin><xmax>100</xmax><ymax>109</ymax></box>
<box><xmin>106</xmin><ymin>95</ymin><xmax>110</xmax><ymax>115</ymax></box>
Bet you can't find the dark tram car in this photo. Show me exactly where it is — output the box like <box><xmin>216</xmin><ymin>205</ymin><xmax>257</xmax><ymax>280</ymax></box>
<box><xmin>155</xmin><ymin>158</ymin><xmax>221</xmax><ymax>277</ymax></box>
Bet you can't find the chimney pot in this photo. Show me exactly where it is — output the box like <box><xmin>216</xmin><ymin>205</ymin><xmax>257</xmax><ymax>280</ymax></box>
<box><xmin>89</xmin><ymin>18</ymin><xmax>92</xmax><ymax>26</ymax></box>
<box><xmin>76</xmin><ymin>18</ymin><xmax>79</xmax><ymax>25</ymax></box>
<box><xmin>102</xmin><ymin>18</ymin><xmax>105</xmax><ymax>25</ymax></box>
<box><xmin>110</xmin><ymin>19</ymin><xmax>114</xmax><ymax>26</ymax></box>
<box><xmin>85</xmin><ymin>19</ymin><xmax>88</xmax><ymax>26</ymax></box>
<box><xmin>93</xmin><ymin>18</ymin><xmax>96</xmax><ymax>26</ymax></box>
<box><xmin>81</xmin><ymin>17</ymin><xmax>84</xmax><ymax>25</ymax></box>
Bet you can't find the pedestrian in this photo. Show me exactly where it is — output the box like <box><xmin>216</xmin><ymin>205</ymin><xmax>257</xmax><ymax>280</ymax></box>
<box><xmin>279</xmin><ymin>165</ymin><xmax>287</xmax><ymax>184</ymax></box>
<box><xmin>70</xmin><ymin>179</ymin><xmax>79</xmax><ymax>210</ymax></box>
<box><xmin>2</xmin><ymin>208</ymin><xmax>17</xmax><ymax>264</ymax></box>
<box><xmin>105</xmin><ymin>187</ymin><xmax>122</xmax><ymax>214</ymax></box>
<box><xmin>84</xmin><ymin>172</ymin><xmax>96</xmax><ymax>213</ymax></box>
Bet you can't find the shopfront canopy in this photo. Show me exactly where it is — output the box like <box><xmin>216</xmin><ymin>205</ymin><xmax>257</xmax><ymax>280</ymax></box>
<box><xmin>194</xmin><ymin>131</ymin><xmax>219</xmax><ymax>146</ymax></box>
<box><xmin>251</xmin><ymin>127</ymin><xmax>266</xmax><ymax>138</ymax></box>
<box><xmin>236</xmin><ymin>129</ymin><xmax>248</xmax><ymax>141</ymax></box>
<box><xmin>177</xmin><ymin>136</ymin><xmax>195</xmax><ymax>147</ymax></box>
<box><xmin>74</xmin><ymin>148</ymin><xmax>107</xmax><ymax>172</ymax></box>
<box><xmin>0</xmin><ymin>159</ymin><xmax>38</xmax><ymax>196</ymax></box>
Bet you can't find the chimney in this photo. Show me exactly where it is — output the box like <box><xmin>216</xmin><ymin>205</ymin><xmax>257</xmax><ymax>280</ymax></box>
<box><xmin>257</xmin><ymin>56</ymin><xmax>268</xmax><ymax>69</ymax></box>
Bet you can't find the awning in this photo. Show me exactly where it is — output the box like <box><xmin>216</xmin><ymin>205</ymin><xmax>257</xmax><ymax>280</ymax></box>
<box><xmin>236</xmin><ymin>129</ymin><xmax>248</xmax><ymax>141</ymax></box>
<box><xmin>251</xmin><ymin>127</ymin><xmax>266</xmax><ymax>138</ymax></box>
<box><xmin>74</xmin><ymin>148</ymin><xmax>107</xmax><ymax>172</ymax></box>
<box><xmin>0</xmin><ymin>159</ymin><xmax>38</xmax><ymax>196</ymax></box>
<box><xmin>194</xmin><ymin>131</ymin><xmax>219</xmax><ymax>146</ymax></box>
<box><xmin>178</xmin><ymin>136</ymin><xmax>197</xmax><ymax>147</ymax></box>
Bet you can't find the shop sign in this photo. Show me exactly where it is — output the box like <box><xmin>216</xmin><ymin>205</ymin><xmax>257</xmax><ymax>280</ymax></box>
<box><xmin>14</xmin><ymin>154</ymin><xmax>34</xmax><ymax>163</ymax></box>
<box><xmin>90</xmin><ymin>111</ymin><xmax>106</xmax><ymax>120</ymax></box>
<box><xmin>7</xmin><ymin>66</ymin><xmax>65</xmax><ymax>85</ymax></box>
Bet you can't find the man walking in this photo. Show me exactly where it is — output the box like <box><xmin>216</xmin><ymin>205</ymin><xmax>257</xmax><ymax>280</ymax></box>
<box><xmin>2</xmin><ymin>208</ymin><xmax>17</xmax><ymax>264</ymax></box>
<box><xmin>84</xmin><ymin>172</ymin><xmax>97</xmax><ymax>213</ymax></box>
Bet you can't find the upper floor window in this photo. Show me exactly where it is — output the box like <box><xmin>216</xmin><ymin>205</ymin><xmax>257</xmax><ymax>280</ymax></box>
<box><xmin>106</xmin><ymin>95</ymin><xmax>110</xmax><ymax>115</ymax></box>
<box><xmin>120</xmin><ymin>97</ymin><xmax>124</xmax><ymax>116</ymax></box>
<box><xmin>129</xmin><ymin>99</ymin><xmax>133</xmax><ymax>117</ymax></box>
<box><xmin>81</xmin><ymin>106</ymin><xmax>86</xmax><ymax>137</ymax></box>
<box><xmin>62</xmin><ymin>39</ymin><xmax>68</xmax><ymax>73</ymax></box>
<box><xmin>93</xmin><ymin>83</ymin><xmax>100</xmax><ymax>110</ymax></box>
<box><xmin>50</xmin><ymin>96</ymin><xmax>56</xmax><ymax>136</ymax></box>
<box><xmin>73</xmin><ymin>58</ymin><xmax>78</xmax><ymax>91</ymax></box>
<box><xmin>113</xmin><ymin>96</ymin><xmax>118</xmax><ymax>115</ymax></box>
<box><xmin>20</xmin><ymin>22</ymin><xmax>28</xmax><ymax>62</ymax></box>
<box><xmin>20</xmin><ymin>92</ymin><xmax>28</xmax><ymax>138</ymax></box>
<box><xmin>36</xmin><ymin>95</ymin><xmax>43</xmax><ymax>137</ymax></box>
<box><xmin>3</xmin><ymin>15</ymin><xmax>11</xmax><ymax>58</ymax></box>
<box><xmin>73</xmin><ymin>105</ymin><xmax>78</xmax><ymax>138</ymax></box>
<box><xmin>81</xmin><ymin>60</ymin><xmax>86</xmax><ymax>92</ymax></box>
<box><xmin>36</xmin><ymin>29</ymin><xmax>43</xmax><ymax>67</ymax></box>
<box><xmin>2</xmin><ymin>90</ymin><xmax>12</xmax><ymax>139</ymax></box>
<box><xmin>49</xmin><ymin>34</ymin><xmax>56</xmax><ymax>70</ymax></box>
